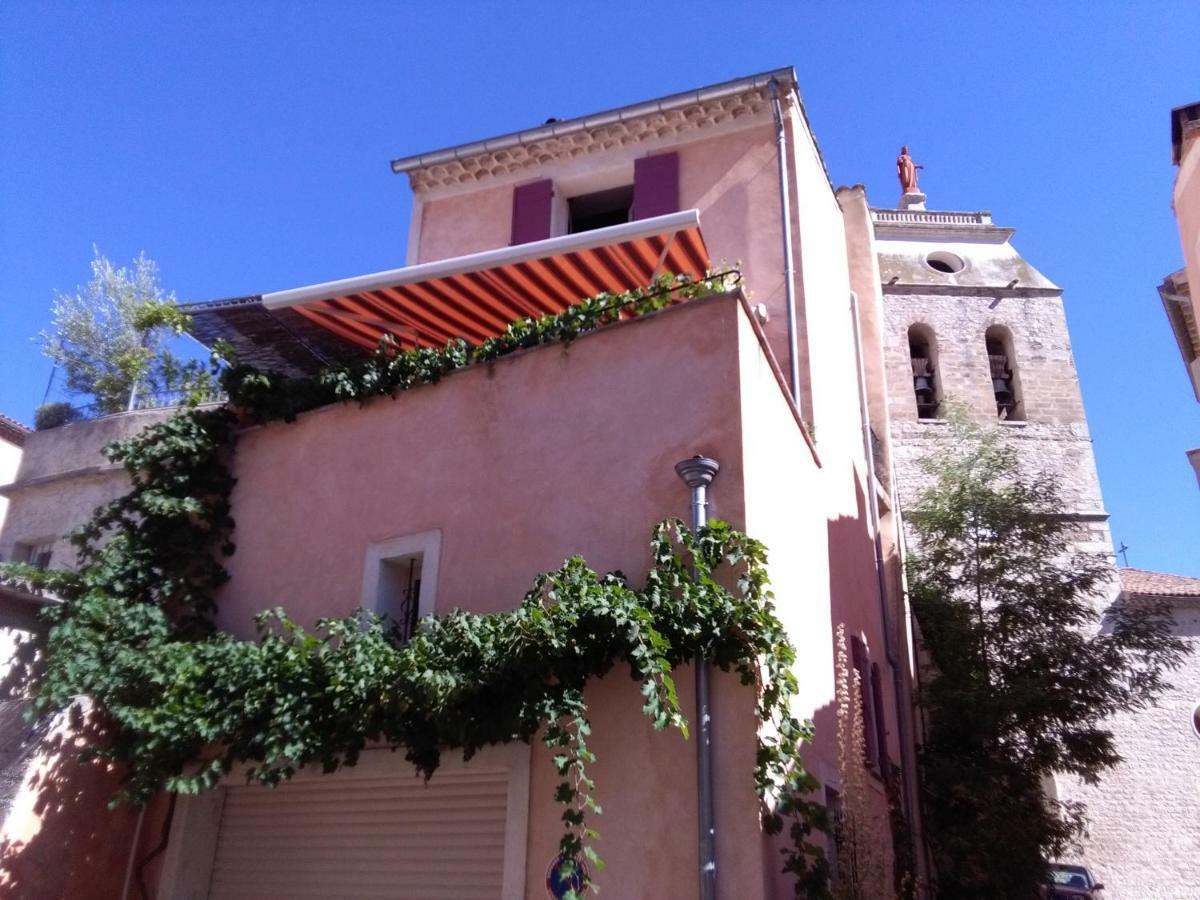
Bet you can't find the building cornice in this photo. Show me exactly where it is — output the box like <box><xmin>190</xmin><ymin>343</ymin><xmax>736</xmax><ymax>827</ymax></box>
<box><xmin>1158</xmin><ymin>269</ymin><xmax>1200</xmax><ymax>400</ymax></box>
<box><xmin>870</xmin><ymin>207</ymin><xmax>1016</xmax><ymax>242</ymax></box>
<box><xmin>1171</xmin><ymin>101</ymin><xmax>1200</xmax><ymax>165</ymax></box>
<box><xmin>881</xmin><ymin>283</ymin><xmax>1061</xmax><ymax>298</ymax></box>
<box><xmin>392</xmin><ymin>68</ymin><xmax>794</xmax><ymax>193</ymax></box>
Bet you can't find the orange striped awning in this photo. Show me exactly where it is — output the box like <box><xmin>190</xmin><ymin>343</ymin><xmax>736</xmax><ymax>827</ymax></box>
<box><xmin>261</xmin><ymin>210</ymin><xmax>710</xmax><ymax>352</ymax></box>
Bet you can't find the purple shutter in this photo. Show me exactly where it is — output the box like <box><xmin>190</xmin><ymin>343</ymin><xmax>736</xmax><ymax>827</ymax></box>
<box><xmin>850</xmin><ymin>636</ymin><xmax>879</xmax><ymax>768</ymax></box>
<box><xmin>632</xmin><ymin>152</ymin><xmax>679</xmax><ymax>220</ymax></box>
<box><xmin>510</xmin><ymin>179</ymin><xmax>553</xmax><ymax>245</ymax></box>
<box><xmin>870</xmin><ymin>662</ymin><xmax>888</xmax><ymax>768</ymax></box>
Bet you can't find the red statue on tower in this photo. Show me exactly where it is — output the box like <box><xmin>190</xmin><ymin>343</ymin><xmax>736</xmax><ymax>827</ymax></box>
<box><xmin>897</xmin><ymin>145</ymin><xmax>924</xmax><ymax>194</ymax></box>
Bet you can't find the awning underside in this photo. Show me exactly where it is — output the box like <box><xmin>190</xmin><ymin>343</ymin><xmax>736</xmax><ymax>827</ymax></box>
<box><xmin>183</xmin><ymin>212</ymin><xmax>710</xmax><ymax>374</ymax></box>
<box><xmin>284</xmin><ymin>222</ymin><xmax>709</xmax><ymax>352</ymax></box>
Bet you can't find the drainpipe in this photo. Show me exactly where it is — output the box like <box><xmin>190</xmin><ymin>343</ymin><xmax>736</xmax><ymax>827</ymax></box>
<box><xmin>769</xmin><ymin>78</ymin><xmax>801</xmax><ymax>407</ymax></box>
<box><xmin>848</xmin><ymin>290</ymin><xmax>925</xmax><ymax>884</ymax></box>
<box><xmin>120</xmin><ymin>806</ymin><xmax>146</xmax><ymax>900</ymax></box>
<box><xmin>675</xmin><ymin>454</ymin><xmax>720</xmax><ymax>900</ymax></box>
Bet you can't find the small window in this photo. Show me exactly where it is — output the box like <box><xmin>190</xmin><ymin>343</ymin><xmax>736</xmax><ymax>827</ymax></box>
<box><xmin>908</xmin><ymin>325</ymin><xmax>942</xmax><ymax>420</ymax></box>
<box><xmin>377</xmin><ymin>554</ymin><xmax>423</xmax><ymax>642</ymax></box>
<box><xmin>1192</xmin><ymin>702</ymin><xmax>1200</xmax><ymax>740</ymax></box>
<box><xmin>361</xmin><ymin>530</ymin><xmax>441</xmax><ymax>644</ymax></box>
<box><xmin>14</xmin><ymin>540</ymin><xmax>53</xmax><ymax>570</ymax></box>
<box><xmin>568</xmin><ymin>185</ymin><xmax>633</xmax><ymax>234</ymax></box>
<box><xmin>985</xmin><ymin>326</ymin><xmax>1024</xmax><ymax>421</ymax></box>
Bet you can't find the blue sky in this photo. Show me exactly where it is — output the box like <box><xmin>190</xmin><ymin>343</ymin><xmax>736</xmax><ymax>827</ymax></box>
<box><xmin>2</xmin><ymin>2</ymin><xmax>1198</xmax><ymax>573</ymax></box>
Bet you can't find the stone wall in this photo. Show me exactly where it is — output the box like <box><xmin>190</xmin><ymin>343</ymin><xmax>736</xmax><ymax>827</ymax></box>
<box><xmin>881</xmin><ymin>287</ymin><xmax>1106</xmax><ymax>520</ymax></box>
<box><xmin>1053</xmin><ymin>603</ymin><xmax>1200</xmax><ymax>900</ymax></box>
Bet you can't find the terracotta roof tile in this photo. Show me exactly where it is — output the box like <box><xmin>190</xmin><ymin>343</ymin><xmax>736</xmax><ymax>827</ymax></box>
<box><xmin>0</xmin><ymin>413</ymin><xmax>30</xmax><ymax>447</ymax></box>
<box><xmin>1120</xmin><ymin>567</ymin><xmax>1200</xmax><ymax>599</ymax></box>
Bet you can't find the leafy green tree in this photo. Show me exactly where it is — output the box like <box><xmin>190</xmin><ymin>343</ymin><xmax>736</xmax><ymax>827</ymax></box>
<box><xmin>907</xmin><ymin>418</ymin><xmax>1185</xmax><ymax>899</ymax></box>
<box><xmin>38</xmin><ymin>249</ymin><xmax>208</xmax><ymax>414</ymax></box>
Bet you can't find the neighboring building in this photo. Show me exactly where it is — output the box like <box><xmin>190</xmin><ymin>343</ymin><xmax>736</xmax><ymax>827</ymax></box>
<box><xmin>1104</xmin><ymin>569</ymin><xmax>1200</xmax><ymax>892</ymax></box>
<box><xmin>0</xmin><ymin>411</ymin><xmax>176</xmax><ymax>898</ymax></box>
<box><xmin>1164</xmin><ymin>102</ymin><xmax>1200</xmax><ymax>485</ymax></box>
<box><xmin>0</xmin><ymin>414</ymin><xmax>29</xmax><ymax>825</ymax></box>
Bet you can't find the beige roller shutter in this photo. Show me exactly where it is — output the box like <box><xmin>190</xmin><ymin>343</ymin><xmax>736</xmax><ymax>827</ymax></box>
<box><xmin>207</xmin><ymin>767</ymin><xmax>510</xmax><ymax>900</ymax></box>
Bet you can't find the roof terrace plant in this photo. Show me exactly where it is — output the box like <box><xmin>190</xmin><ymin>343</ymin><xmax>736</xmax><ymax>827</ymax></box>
<box><xmin>5</xmin><ymin>273</ymin><xmax>831</xmax><ymax>898</ymax></box>
<box><xmin>38</xmin><ymin>250</ymin><xmax>214</xmax><ymax>417</ymax></box>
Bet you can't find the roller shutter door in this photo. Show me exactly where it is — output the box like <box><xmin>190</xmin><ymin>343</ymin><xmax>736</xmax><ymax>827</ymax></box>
<box><xmin>206</xmin><ymin>767</ymin><xmax>509</xmax><ymax>899</ymax></box>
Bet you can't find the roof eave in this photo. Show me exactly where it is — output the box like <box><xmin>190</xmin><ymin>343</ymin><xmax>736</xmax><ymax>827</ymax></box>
<box><xmin>389</xmin><ymin>67</ymin><xmax>797</xmax><ymax>175</ymax></box>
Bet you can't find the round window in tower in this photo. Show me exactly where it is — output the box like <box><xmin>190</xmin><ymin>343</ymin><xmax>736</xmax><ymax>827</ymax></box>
<box><xmin>925</xmin><ymin>250</ymin><xmax>965</xmax><ymax>274</ymax></box>
<box><xmin>1193</xmin><ymin>702</ymin><xmax>1200</xmax><ymax>740</ymax></box>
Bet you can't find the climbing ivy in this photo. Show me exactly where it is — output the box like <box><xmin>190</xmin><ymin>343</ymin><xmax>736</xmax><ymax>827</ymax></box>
<box><xmin>5</xmin><ymin>273</ymin><xmax>830</xmax><ymax>897</ymax></box>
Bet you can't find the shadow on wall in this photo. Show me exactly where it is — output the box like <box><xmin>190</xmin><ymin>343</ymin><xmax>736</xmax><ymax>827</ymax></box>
<box><xmin>0</xmin><ymin>712</ymin><xmax>159</xmax><ymax>900</ymax></box>
<box><xmin>822</xmin><ymin>474</ymin><xmax>906</xmax><ymax>889</ymax></box>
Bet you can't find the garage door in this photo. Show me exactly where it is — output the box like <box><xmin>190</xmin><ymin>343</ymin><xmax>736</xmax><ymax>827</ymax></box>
<box><xmin>206</xmin><ymin>767</ymin><xmax>510</xmax><ymax>900</ymax></box>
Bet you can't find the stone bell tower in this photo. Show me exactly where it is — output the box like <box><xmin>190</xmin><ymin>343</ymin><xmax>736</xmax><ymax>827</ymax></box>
<box><xmin>869</xmin><ymin>166</ymin><xmax>1199</xmax><ymax>896</ymax></box>
<box><xmin>872</xmin><ymin>199</ymin><xmax>1110</xmax><ymax>541</ymax></box>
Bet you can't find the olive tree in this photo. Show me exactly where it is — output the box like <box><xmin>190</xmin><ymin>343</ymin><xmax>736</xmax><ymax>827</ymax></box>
<box><xmin>38</xmin><ymin>249</ymin><xmax>208</xmax><ymax>415</ymax></box>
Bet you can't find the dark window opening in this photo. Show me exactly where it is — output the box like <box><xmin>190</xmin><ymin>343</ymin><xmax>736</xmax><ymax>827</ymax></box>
<box><xmin>825</xmin><ymin>785</ymin><xmax>844</xmax><ymax>881</ymax></box>
<box><xmin>908</xmin><ymin>327</ymin><xmax>941</xmax><ymax>419</ymax></box>
<box><xmin>378</xmin><ymin>554</ymin><xmax>422</xmax><ymax>643</ymax></box>
<box><xmin>870</xmin><ymin>662</ymin><xmax>888</xmax><ymax>767</ymax></box>
<box><xmin>850</xmin><ymin>635</ymin><xmax>882</xmax><ymax>772</ymax></box>
<box><xmin>568</xmin><ymin>185</ymin><xmax>633</xmax><ymax>234</ymax></box>
<box><xmin>986</xmin><ymin>327</ymin><xmax>1024</xmax><ymax>420</ymax></box>
<box><xmin>14</xmin><ymin>541</ymin><xmax>53</xmax><ymax>570</ymax></box>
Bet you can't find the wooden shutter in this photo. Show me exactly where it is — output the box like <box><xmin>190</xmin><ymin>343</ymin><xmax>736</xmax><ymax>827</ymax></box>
<box><xmin>510</xmin><ymin>179</ymin><xmax>554</xmax><ymax>245</ymax></box>
<box><xmin>850</xmin><ymin>636</ymin><xmax>879</xmax><ymax>768</ymax></box>
<box><xmin>870</xmin><ymin>662</ymin><xmax>888</xmax><ymax>765</ymax></box>
<box><xmin>207</xmin><ymin>768</ymin><xmax>510</xmax><ymax>899</ymax></box>
<box><xmin>631</xmin><ymin>152</ymin><xmax>679</xmax><ymax>220</ymax></box>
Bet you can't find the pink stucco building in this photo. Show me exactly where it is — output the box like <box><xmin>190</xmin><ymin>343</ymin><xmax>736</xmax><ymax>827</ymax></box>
<box><xmin>0</xmin><ymin>68</ymin><xmax>923</xmax><ymax>899</ymax></box>
<box><xmin>6</xmin><ymin>66</ymin><xmax>1194</xmax><ymax>899</ymax></box>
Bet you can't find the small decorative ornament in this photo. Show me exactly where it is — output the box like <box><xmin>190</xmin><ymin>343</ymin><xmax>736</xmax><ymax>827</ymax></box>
<box><xmin>546</xmin><ymin>854</ymin><xmax>588</xmax><ymax>899</ymax></box>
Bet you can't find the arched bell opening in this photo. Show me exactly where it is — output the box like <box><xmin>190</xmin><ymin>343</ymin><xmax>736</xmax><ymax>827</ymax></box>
<box><xmin>908</xmin><ymin>324</ymin><xmax>943</xmax><ymax>420</ymax></box>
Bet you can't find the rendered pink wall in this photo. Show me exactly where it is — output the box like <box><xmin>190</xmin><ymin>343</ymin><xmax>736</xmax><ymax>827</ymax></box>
<box><xmin>416</xmin><ymin>182</ymin><xmax>513</xmax><ymax>263</ymax></box>
<box><xmin>219</xmin><ymin>297</ymin><xmax>797</xmax><ymax>897</ymax></box>
<box><xmin>411</xmin><ymin>120</ymin><xmax>817</xmax><ymax>404</ymax></box>
<box><xmin>220</xmin><ymin>296</ymin><xmax>747</xmax><ymax>633</ymax></box>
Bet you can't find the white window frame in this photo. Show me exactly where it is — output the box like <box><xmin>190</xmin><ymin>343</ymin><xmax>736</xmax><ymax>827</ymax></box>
<box><xmin>550</xmin><ymin>163</ymin><xmax>635</xmax><ymax>237</ymax></box>
<box><xmin>157</xmin><ymin>742</ymin><xmax>530</xmax><ymax>900</ymax></box>
<box><xmin>360</xmin><ymin>528</ymin><xmax>442</xmax><ymax>624</ymax></box>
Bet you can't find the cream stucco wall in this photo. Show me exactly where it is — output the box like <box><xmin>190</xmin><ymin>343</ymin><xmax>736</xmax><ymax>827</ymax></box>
<box><xmin>0</xmin><ymin>437</ymin><xmax>21</xmax><ymax>540</ymax></box>
<box><xmin>1175</xmin><ymin>130</ymin><xmax>1200</xmax><ymax>331</ymax></box>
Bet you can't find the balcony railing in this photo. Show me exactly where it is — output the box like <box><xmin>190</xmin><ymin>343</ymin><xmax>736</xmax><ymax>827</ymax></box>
<box><xmin>36</xmin><ymin>388</ymin><xmax>227</xmax><ymax>430</ymax></box>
